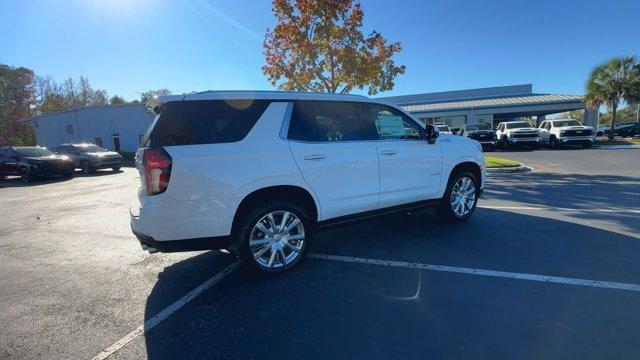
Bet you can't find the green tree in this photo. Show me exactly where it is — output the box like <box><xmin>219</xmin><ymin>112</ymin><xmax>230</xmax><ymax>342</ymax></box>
<box><xmin>0</xmin><ymin>64</ymin><xmax>37</xmax><ymax>145</ymax></box>
<box><xmin>140</xmin><ymin>89</ymin><xmax>171</xmax><ymax>103</ymax></box>
<box><xmin>555</xmin><ymin>109</ymin><xmax>584</xmax><ymax>121</ymax></box>
<box><xmin>585</xmin><ymin>55</ymin><xmax>640</xmax><ymax>139</ymax></box>
<box><xmin>109</xmin><ymin>95</ymin><xmax>126</xmax><ymax>104</ymax></box>
<box><xmin>262</xmin><ymin>0</ymin><xmax>405</xmax><ymax>95</ymax></box>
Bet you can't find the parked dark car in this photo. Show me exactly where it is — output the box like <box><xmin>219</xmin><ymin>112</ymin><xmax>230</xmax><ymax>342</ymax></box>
<box><xmin>50</xmin><ymin>143</ymin><xmax>123</xmax><ymax>174</ymax></box>
<box><xmin>0</xmin><ymin>146</ymin><xmax>75</xmax><ymax>182</ymax></box>
<box><xmin>616</xmin><ymin>123</ymin><xmax>640</xmax><ymax>138</ymax></box>
<box><xmin>460</xmin><ymin>123</ymin><xmax>497</xmax><ymax>151</ymax></box>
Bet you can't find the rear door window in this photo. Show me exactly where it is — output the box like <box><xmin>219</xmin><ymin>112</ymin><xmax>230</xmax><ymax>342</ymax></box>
<box><xmin>289</xmin><ymin>101</ymin><xmax>364</xmax><ymax>142</ymax></box>
<box><xmin>146</xmin><ymin>100</ymin><xmax>271</xmax><ymax>147</ymax></box>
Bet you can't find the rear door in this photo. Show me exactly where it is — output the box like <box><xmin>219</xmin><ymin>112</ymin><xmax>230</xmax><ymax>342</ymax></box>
<box><xmin>288</xmin><ymin>100</ymin><xmax>379</xmax><ymax>220</ymax></box>
<box><xmin>360</xmin><ymin>103</ymin><xmax>443</xmax><ymax>208</ymax></box>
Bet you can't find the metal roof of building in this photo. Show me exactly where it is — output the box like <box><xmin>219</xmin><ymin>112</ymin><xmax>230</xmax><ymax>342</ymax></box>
<box><xmin>401</xmin><ymin>94</ymin><xmax>583</xmax><ymax>113</ymax></box>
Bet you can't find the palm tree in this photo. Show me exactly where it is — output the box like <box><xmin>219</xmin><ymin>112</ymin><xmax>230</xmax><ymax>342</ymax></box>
<box><xmin>585</xmin><ymin>56</ymin><xmax>640</xmax><ymax>139</ymax></box>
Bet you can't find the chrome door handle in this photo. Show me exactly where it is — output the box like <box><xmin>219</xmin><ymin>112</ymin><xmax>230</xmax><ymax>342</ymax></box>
<box><xmin>380</xmin><ymin>150</ymin><xmax>397</xmax><ymax>156</ymax></box>
<box><xmin>304</xmin><ymin>154</ymin><xmax>327</xmax><ymax>160</ymax></box>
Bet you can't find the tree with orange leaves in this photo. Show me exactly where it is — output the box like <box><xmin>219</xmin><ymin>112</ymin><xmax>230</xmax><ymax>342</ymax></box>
<box><xmin>262</xmin><ymin>0</ymin><xmax>405</xmax><ymax>95</ymax></box>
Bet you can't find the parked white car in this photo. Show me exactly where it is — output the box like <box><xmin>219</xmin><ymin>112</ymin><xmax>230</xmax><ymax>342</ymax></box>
<box><xmin>495</xmin><ymin>121</ymin><xmax>541</xmax><ymax>149</ymax></box>
<box><xmin>539</xmin><ymin>119</ymin><xmax>595</xmax><ymax>149</ymax></box>
<box><xmin>435</xmin><ymin>124</ymin><xmax>452</xmax><ymax>134</ymax></box>
<box><xmin>131</xmin><ymin>91</ymin><xmax>486</xmax><ymax>273</ymax></box>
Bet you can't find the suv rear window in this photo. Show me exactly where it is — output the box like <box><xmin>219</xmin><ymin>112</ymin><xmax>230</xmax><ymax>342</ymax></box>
<box><xmin>145</xmin><ymin>100</ymin><xmax>271</xmax><ymax>147</ymax></box>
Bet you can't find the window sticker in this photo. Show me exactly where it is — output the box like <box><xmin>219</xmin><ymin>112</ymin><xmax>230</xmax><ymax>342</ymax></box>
<box><xmin>376</xmin><ymin>115</ymin><xmax>405</xmax><ymax>137</ymax></box>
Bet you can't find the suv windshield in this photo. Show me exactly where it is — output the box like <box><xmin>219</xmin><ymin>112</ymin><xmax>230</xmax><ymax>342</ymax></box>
<box><xmin>76</xmin><ymin>145</ymin><xmax>106</xmax><ymax>153</ymax></box>
<box><xmin>506</xmin><ymin>122</ymin><xmax>533</xmax><ymax>129</ymax></box>
<box><xmin>552</xmin><ymin>120</ymin><xmax>582</xmax><ymax>127</ymax></box>
<box><xmin>466</xmin><ymin>123</ymin><xmax>491</xmax><ymax>131</ymax></box>
<box><xmin>15</xmin><ymin>147</ymin><xmax>54</xmax><ymax>157</ymax></box>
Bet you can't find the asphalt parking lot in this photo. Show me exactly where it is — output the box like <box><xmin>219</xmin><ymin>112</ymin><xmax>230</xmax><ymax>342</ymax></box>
<box><xmin>1</xmin><ymin>147</ymin><xmax>639</xmax><ymax>359</ymax></box>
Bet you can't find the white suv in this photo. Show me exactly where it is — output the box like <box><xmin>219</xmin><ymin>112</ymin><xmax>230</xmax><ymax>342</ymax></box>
<box><xmin>131</xmin><ymin>91</ymin><xmax>486</xmax><ymax>273</ymax></box>
<box><xmin>495</xmin><ymin>121</ymin><xmax>541</xmax><ymax>149</ymax></box>
<box><xmin>539</xmin><ymin>119</ymin><xmax>595</xmax><ymax>149</ymax></box>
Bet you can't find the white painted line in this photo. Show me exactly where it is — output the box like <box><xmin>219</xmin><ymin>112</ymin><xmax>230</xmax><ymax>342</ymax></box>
<box><xmin>92</xmin><ymin>261</ymin><xmax>241</xmax><ymax>360</ymax></box>
<box><xmin>308</xmin><ymin>253</ymin><xmax>640</xmax><ymax>293</ymax></box>
<box><xmin>479</xmin><ymin>205</ymin><xmax>640</xmax><ymax>214</ymax></box>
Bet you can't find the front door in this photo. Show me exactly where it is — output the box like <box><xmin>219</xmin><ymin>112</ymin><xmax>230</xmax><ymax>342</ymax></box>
<box><xmin>360</xmin><ymin>103</ymin><xmax>443</xmax><ymax>208</ymax></box>
<box><xmin>288</xmin><ymin>100</ymin><xmax>379</xmax><ymax>220</ymax></box>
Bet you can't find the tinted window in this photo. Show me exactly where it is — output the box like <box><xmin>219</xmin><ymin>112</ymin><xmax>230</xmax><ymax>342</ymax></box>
<box><xmin>147</xmin><ymin>100</ymin><xmax>271</xmax><ymax>147</ymax></box>
<box><xmin>14</xmin><ymin>147</ymin><xmax>54</xmax><ymax>157</ymax></box>
<box><xmin>364</xmin><ymin>103</ymin><xmax>423</xmax><ymax>140</ymax></box>
<box><xmin>506</xmin><ymin>122</ymin><xmax>533</xmax><ymax>129</ymax></box>
<box><xmin>289</xmin><ymin>101</ymin><xmax>363</xmax><ymax>142</ymax></box>
<box><xmin>0</xmin><ymin>148</ymin><xmax>6</xmax><ymax>157</ymax></box>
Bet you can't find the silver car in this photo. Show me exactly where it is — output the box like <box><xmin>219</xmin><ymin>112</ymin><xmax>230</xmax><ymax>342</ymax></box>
<box><xmin>51</xmin><ymin>143</ymin><xmax>123</xmax><ymax>174</ymax></box>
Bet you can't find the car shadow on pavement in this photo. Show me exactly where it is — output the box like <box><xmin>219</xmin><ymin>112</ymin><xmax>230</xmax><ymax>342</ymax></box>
<box><xmin>483</xmin><ymin>172</ymin><xmax>640</xmax><ymax>234</ymax></box>
<box><xmin>142</xmin><ymin>208</ymin><xmax>640</xmax><ymax>359</ymax></box>
<box><xmin>0</xmin><ymin>175</ymin><xmax>73</xmax><ymax>188</ymax></box>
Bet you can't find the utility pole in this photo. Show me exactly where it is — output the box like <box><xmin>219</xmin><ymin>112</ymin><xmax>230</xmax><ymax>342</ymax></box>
<box><xmin>636</xmin><ymin>103</ymin><xmax>639</xmax><ymax>123</ymax></box>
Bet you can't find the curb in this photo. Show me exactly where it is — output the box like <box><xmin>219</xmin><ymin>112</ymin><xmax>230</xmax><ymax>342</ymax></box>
<box><xmin>593</xmin><ymin>145</ymin><xmax>640</xmax><ymax>150</ymax></box>
<box><xmin>487</xmin><ymin>164</ymin><xmax>533</xmax><ymax>173</ymax></box>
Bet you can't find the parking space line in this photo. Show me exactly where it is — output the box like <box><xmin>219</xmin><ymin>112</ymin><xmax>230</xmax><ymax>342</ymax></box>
<box><xmin>308</xmin><ymin>253</ymin><xmax>640</xmax><ymax>292</ymax></box>
<box><xmin>91</xmin><ymin>261</ymin><xmax>241</xmax><ymax>360</ymax></box>
<box><xmin>479</xmin><ymin>205</ymin><xmax>640</xmax><ymax>214</ymax></box>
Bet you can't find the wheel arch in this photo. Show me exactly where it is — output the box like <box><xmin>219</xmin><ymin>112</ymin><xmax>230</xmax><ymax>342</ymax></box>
<box><xmin>231</xmin><ymin>185</ymin><xmax>319</xmax><ymax>238</ymax></box>
<box><xmin>449</xmin><ymin>161</ymin><xmax>483</xmax><ymax>188</ymax></box>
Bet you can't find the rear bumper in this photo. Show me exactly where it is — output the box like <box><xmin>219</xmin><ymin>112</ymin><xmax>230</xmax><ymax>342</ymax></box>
<box><xmin>132</xmin><ymin>227</ymin><xmax>232</xmax><ymax>253</ymax></box>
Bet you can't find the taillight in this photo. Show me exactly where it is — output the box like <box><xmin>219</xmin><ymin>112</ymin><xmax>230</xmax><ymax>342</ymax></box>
<box><xmin>142</xmin><ymin>148</ymin><xmax>172</xmax><ymax>195</ymax></box>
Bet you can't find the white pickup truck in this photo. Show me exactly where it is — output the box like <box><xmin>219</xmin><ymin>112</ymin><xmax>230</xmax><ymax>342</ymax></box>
<box><xmin>539</xmin><ymin>119</ymin><xmax>595</xmax><ymax>149</ymax></box>
<box><xmin>495</xmin><ymin>121</ymin><xmax>541</xmax><ymax>149</ymax></box>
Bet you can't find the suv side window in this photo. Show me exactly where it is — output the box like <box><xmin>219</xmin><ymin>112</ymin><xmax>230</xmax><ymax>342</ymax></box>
<box><xmin>546</xmin><ymin>122</ymin><xmax>552</xmax><ymax>130</ymax></box>
<box><xmin>147</xmin><ymin>100</ymin><xmax>271</xmax><ymax>147</ymax></box>
<box><xmin>289</xmin><ymin>101</ymin><xmax>363</xmax><ymax>142</ymax></box>
<box><xmin>364</xmin><ymin>103</ymin><xmax>424</xmax><ymax>140</ymax></box>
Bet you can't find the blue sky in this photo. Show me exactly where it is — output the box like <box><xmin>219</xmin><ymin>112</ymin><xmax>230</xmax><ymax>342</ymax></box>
<box><xmin>2</xmin><ymin>0</ymin><xmax>639</xmax><ymax>101</ymax></box>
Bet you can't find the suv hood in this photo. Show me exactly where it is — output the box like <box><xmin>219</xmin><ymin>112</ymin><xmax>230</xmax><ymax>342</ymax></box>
<box><xmin>86</xmin><ymin>151</ymin><xmax>121</xmax><ymax>157</ymax></box>
<box><xmin>555</xmin><ymin>125</ymin><xmax>594</xmax><ymax>131</ymax></box>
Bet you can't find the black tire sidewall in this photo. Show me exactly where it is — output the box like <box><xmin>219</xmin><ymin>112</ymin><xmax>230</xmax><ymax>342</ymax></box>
<box><xmin>439</xmin><ymin>171</ymin><xmax>479</xmax><ymax>221</ymax></box>
<box><xmin>235</xmin><ymin>201</ymin><xmax>311</xmax><ymax>273</ymax></box>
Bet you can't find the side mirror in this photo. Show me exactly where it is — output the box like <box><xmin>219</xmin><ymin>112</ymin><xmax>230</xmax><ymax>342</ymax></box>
<box><xmin>426</xmin><ymin>125</ymin><xmax>439</xmax><ymax>144</ymax></box>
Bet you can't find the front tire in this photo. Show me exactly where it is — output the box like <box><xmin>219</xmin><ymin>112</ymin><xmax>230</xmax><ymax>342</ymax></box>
<box><xmin>112</xmin><ymin>167</ymin><xmax>121</xmax><ymax>172</ymax></box>
<box><xmin>437</xmin><ymin>171</ymin><xmax>479</xmax><ymax>222</ymax></box>
<box><xmin>236</xmin><ymin>201</ymin><xmax>311</xmax><ymax>273</ymax></box>
<box><xmin>81</xmin><ymin>161</ymin><xmax>94</xmax><ymax>174</ymax></box>
<box><xmin>582</xmin><ymin>142</ymin><xmax>592</xmax><ymax>149</ymax></box>
<box><xmin>20</xmin><ymin>167</ymin><xmax>33</xmax><ymax>182</ymax></box>
<box><xmin>549</xmin><ymin>136</ymin><xmax>561</xmax><ymax>149</ymax></box>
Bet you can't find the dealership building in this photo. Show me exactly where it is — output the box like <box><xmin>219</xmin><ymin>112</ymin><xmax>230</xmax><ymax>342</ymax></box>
<box><xmin>380</xmin><ymin>84</ymin><xmax>597</xmax><ymax>130</ymax></box>
<box><xmin>25</xmin><ymin>84</ymin><xmax>596</xmax><ymax>152</ymax></box>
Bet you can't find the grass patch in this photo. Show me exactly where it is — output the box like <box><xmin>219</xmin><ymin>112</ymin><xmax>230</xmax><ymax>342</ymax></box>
<box><xmin>485</xmin><ymin>156</ymin><xmax>521</xmax><ymax>168</ymax></box>
<box><xmin>595</xmin><ymin>138</ymin><xmax>640</xmax><ymax>146</ymax></box>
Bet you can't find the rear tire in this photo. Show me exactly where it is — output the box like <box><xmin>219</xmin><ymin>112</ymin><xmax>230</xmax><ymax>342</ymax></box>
<box><xmin>112</xmin><ymin>167</ymin><xmax>121</xmax><ymax>172</ymax></box>
<box><xmin>235</xmin><ymin>201</ymin><xmax>311</xmax><ymax>274</ymax></box>
<box><xmin>436</xmin><ymin>171</ymin><xmax>479</xmax><ymax>222</ymax></box>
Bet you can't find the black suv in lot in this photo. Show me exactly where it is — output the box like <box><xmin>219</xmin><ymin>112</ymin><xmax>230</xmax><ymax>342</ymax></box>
<box><xmin>0</xmin><ymin>146</ymin><xmax>75</xmax><ymax>182</ymax></box>
<box><xmin>51</xmin><ymin>143</ymin><xmax>123</xmax><ymax>173</ymax></box>
<box><xmin>460</xmin><ymin>123</ymin><xmax>497</xmax><ymax>151</ymax></box>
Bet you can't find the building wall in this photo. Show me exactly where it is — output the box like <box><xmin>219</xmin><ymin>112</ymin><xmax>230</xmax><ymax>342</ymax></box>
<box><xmin>32</xmin><ymin>104</ymin><xmax>155</xmax><ymax>152</ymax></box>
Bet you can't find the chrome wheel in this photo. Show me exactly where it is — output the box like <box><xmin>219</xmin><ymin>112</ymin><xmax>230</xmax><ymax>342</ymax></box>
<box><xmin>450</xmin><ymin>176</ymin><xmax>476</xmax><ymax>217</ymax></box>
<box><xmin>249</xmin><ymin>211</ymin><xmax>305</xmax><ymax>269</ymax></box>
